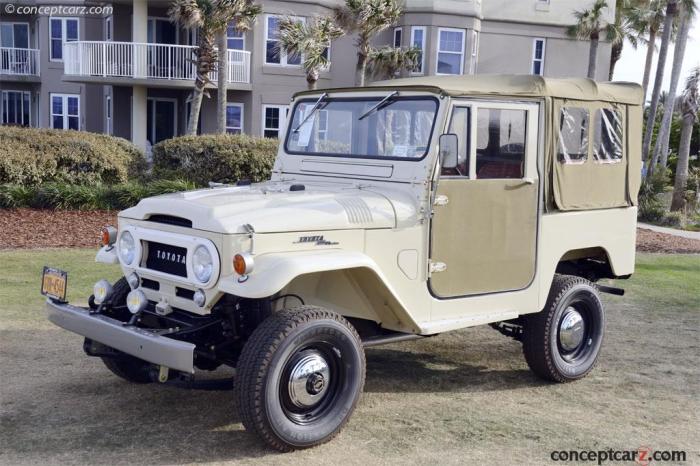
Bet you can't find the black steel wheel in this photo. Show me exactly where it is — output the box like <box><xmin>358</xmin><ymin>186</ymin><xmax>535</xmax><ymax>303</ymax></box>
<box><xmin>235</xmin><ymin>306</ymin><xmax>365</xmax><ymax>451</ymax></box>
<box><xmin>522</xmin><ymin>274</ymin><xmax>605</xmax><ymax>382</ymax></box>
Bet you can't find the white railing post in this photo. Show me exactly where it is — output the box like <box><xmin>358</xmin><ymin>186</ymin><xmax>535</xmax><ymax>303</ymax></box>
<box><xmin>102</xmin><ymin>42</ymin><xmax>107</xmax><ymax>77</ymax></box>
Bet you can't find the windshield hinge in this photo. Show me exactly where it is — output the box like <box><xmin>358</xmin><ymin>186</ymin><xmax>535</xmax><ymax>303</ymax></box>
<box><xmin>429</xmin><ymin>262</ymin><xmax>447</xmax><ymax>275</ymax></box>
<box><xmin>433</xmin><ymin>195</ymin><xmax>449</xmax><ymax>206</ymax></box>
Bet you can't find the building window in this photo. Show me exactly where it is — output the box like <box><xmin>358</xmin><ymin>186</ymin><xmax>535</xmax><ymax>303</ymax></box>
<box><xmin>105</xmin><ymin>95</ymin><xmax>112</xmax><ymax>134</ymax></box>
<box><xmin>1</xmin><ymin>90</ymin><xmax>31</xmax><ymax>126</ymax></box>
<box><xmin>532</xmin><ymin>38</ymin><xmax>545</xmax><ymax>75</ymax></box>
<box><xmin>1</xmin><ymin>22</ymin><xmax>30</xmax><ymax>48</ymax></box>
<box><xmin>227</xmin><ymin>25</ymin><xmax>245</xmax><ymax>50</ymax></box>
<box><xmin>393</xmin><ymin>27</ymin><xmax>402</xmax><ymax>47</ymax></box>
<box><xmin>105</xmin><ymin>16</ymin><xmax>113</xmax><ymax>41</ymax></box>
<box><xmin>410</xmin><ymin>26</ymin><xmax>426</xmax><ymax>74</ymax></box>
<box><xmin>50</xmin><ymin>18</ymin><xmax>79</xmax><ymax>61</ymax></box>
<box><xmin>262</xmin><ymin>105</ymin><xmax>289</xmax><ymax>138</ymax></box>
<box><xmin>470</xmin><ymin>30</ymin><xmax>479</xmax><ymax>74</ymax></box>
<box><xmin>226</xmin><ymin>103</ymin><xmax>244</xmax><ymax>134</ymax></box>
<box><xmin>265</xmin><ymin>15</ymin><xmax>302</xmax><ymax>66</ymax></box>
<box><xmin>437</xmin><ymin>28</ymin><xmax>464</xmax><ymax>75</ymax></box>
<box><xmin>51</xmin><ymin>93</ymin><xmax>80</xmax><ymax>130</ymax></box>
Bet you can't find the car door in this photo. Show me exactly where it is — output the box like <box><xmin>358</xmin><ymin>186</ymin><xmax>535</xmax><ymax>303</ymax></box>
<box><xmin>429</xmin><ymin>100</ymin><xmax>540</xmax><ymax>298</ymax></box>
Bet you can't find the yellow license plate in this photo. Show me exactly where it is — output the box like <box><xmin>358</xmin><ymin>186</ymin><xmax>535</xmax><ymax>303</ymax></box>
<box><xmin>41</xmin><ymin>266</ymin><xmax>68</xmax><ymax>302</ymax></box>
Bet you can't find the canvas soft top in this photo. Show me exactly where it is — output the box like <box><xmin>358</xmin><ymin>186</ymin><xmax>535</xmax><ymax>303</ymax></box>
<box><xmin>295</xmin><ymin>74</ymin><xmax>643</xmax><ymax>105</ymax></box>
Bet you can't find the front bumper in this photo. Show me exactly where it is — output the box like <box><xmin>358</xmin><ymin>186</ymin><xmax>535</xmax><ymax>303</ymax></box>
<box><xmin>46</xmin><ymin>299</ymin><xmax>195</xmax><ymax>373</ymax></box>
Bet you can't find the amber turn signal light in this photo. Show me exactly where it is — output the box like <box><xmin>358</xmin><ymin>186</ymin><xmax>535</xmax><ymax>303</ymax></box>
<box><xmin>233</xmin><ymin>253</ymin><xmax>254</xmax><ymax>275</ymax></box>
<box><xmin>100</xmin><ymin>226</ymin><xmax>117</xmax><ymax>247</ymax></box>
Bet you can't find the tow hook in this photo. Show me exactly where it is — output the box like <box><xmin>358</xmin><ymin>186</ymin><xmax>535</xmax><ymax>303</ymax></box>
<box><xmin>158</xmin><ymin>365</ymin><xmax>169</xmax><ymax>383</ymax></box>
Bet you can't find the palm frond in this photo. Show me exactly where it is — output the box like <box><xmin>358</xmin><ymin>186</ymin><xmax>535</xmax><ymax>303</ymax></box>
<box><xmin>367</xmin><ymin>45</ymin><xmax>420</xmax><ymax>79</ymax></box>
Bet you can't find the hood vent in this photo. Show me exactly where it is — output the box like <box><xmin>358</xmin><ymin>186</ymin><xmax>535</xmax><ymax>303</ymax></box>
<box><xmin>336</xmin><ymin>197</ymin><xmax>373</xmax><ymax>224</ymax></box>
<box><xmin>146</xmin><ymin>214</ymin><xmax>193</xmax><ymax>228</ymax></box>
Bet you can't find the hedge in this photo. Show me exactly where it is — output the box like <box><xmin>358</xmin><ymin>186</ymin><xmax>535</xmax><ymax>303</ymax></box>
<box><xmin>0</xmin><ymin>180</ymin><xmax>196</xmax><ymax>211</ymax></box>
<box><xmin>0</xmin><ymin>126</ymin><xmax>145</xmax><ymax>185</ymax></box>
<box><xmin>152</xmin><ymin>134</ymin><xmax>278</xmax><ymax>185</ymax></box>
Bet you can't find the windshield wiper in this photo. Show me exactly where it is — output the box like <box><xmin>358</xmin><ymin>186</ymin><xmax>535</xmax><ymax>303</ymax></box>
<box><xmin>358</xmin><ymin>91</ymin><xmax>399</xmax><ymax>121</ymax></box>
<box><xmin>293</xmin><ymin>92</ymin><xmax>328</xmax><ymax>133</ymax></box>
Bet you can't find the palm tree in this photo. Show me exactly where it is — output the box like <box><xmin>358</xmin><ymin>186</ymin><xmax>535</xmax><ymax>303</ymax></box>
<box><xmin>627</xmin><ymin>0</ymin><xmax>667</xmax><ymax>97</ymax></box>
<box><xmin>642</xmin><ymin>0</ymin><xmax>679</xmax><ymax>167</ymax></box>
<box><xmin>277</xmin><ymin>16</ymin><xmax>344</xmax><ymax>90</ymax></box>
<box><xmin>334</xmin><ymin>0</ymin><xmax>403</xmax><ymax>86</ymax></box>
<box><xmin>671</xmin><ymin>67</ymin><xmax>700</xmax><ymax>211</ymax></box>
<box><xmin>650</xmin><ymin>2</ymin><xmax>694</xmax><ymax>171</ymax></box>
<box><xmin>610</xmin><ymin>0</ymin><xmax>645</xmax><ymax>80</ymax></box>
<box><xmin>567</xmin><ymin>0</ymin><xmax>622</xmax><ymax>79</ymax></box>
<box><xmin>216</xmin><ymin>1</ymin><xmax>261</xmax><ymax>134</ymax></box>
<box><xmin>367</xmin><ymin>46</ymin><xmax>421</xmax><ymax>80</ymax></box>
<box><xmin>168</xmin><ymin>0</ymin><xmax>260</xmax><ymax>135</ymax></box>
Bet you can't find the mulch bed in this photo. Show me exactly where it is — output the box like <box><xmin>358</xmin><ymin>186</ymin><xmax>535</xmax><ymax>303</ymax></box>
<box><xmin>1</xmin><ymin>208</ymin><xmax>700</xmax><ymax>254</ymax></box>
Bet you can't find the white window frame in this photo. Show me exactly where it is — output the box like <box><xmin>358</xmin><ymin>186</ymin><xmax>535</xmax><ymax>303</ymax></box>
<box><xmin>436</xmin><ymin>27</ymin><xmax>465</xmax><ymax>76</ymax></box>
<box><xmin>532</xmin><ymin>38</ymin><xmax>546</xmax><ymax>76</ymax></box>
<box><xmin>317</xmin><ymin>109</ymin><xmax>329</xmax><ymax>141</ymax></box>
<box><xmin>147</xmin><ymin>97</ymin><xmax>178</xmax><ymax>143</ymax></box>
<box><xmin>393</xmin><ymin>27</ymin><xmax>402</xmax><ymax>48</ymax></box>
<box><xmin>1</xmin><ymin>90</ymin><xmax>31</xmax><ymax>126</ymax></box>
<box><xmin>105</xmin><ymin>16</ymin><xmax>113</xmax><ymax>41</ymax></box>
<box><xmin>226</xmin><ymin>102</ymin><xmax>244</xmax><ymax>134</ymax></box>
<box><xmin>262</xmin><ymin>104</ymin><xmax>289</xmax><ymax>138</ymax></box>
<box><xmin>264</xmin><ymin>14</ymin><xmax>304</xmax><ymax>66</ymax></box>
<box><xmin>49</xmin><ymin>17</ymin><xmax>79</xmax><ymax>62</ymax></box>
<box><xmin>105</xmin><ymin>94</ymin><xmax>112</xmax><ymax>134</ymax></box>
<box><xmin>50</xmin><ymin>93</ymin><xmax>80</xmax><ymax>130</ymax></box>
<box><xmin>470</xmin><ymin>30</ymin><xmax>479</xmax><ymax>74</ymax></box>
<box><xmin>226</xmin><ymin>25</ymin><xmax>246</xmax><ymax>50</ymax></box>
<box><xmin>410</xmin><ymin>26</ymin><xmax>426</xmax><ymax>75</ymax></box>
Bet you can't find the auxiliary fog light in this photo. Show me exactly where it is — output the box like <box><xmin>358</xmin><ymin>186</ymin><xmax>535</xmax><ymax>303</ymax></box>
<box><xmin>126</xmin><ymin>289</ymin><xmax>148</xmax><ymax>314</ymax></box>
<box><xmin>126</xmin><ymin>272</ymin><xmax>140</xmax><ymax>289</ymax></box>
<box><xmin>93</xmin><ymin>279</ymin><xmax>113</xmax><ymax>305</ymax></box>
<box><xmin>193</xmin><ymin>289</ymin><xmax>206</xmax><ymax>307</ymax></box>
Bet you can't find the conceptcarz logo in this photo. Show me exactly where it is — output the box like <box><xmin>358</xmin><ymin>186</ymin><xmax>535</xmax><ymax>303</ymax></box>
<box><xmin>156</xmin><ymin>250</ymin><xmax>186</xmax><ymax>264</ymax></box>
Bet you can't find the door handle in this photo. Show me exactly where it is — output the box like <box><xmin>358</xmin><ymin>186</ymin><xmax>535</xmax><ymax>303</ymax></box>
<box><xmin>522</xmin><ymin>178</ymin><xmax>536</xmax><ymax>185</ymax></box>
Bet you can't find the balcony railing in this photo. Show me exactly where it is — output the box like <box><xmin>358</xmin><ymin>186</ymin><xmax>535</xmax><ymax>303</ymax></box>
<box><xmin>63</xmin><ymin>41</ymin><xmax>251</xmax><ymax>84</ymax></box>
<box><xmin>0</xmin><ymin>47</ymin><xmax>40</xmax><ymax>76</ymax></box>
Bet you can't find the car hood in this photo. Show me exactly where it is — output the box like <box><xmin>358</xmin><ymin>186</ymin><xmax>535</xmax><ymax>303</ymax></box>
<box><xmin>119</xmin><ymin>181</ymin><xmax>404</xmax><ymax>234</ymax></box>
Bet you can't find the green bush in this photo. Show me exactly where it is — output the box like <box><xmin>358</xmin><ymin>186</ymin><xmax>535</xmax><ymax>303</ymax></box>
<box><xmin>152</xmin><ymin>134</ymin><xmax>277</xmax><ymax>185</ymax></box>
<box><xmin>0</xmin><ymin>126</ymin><xmax>146</xmax><ymax>185</ymax></box>
<box><xmin>660</xmin><ymin>211</ymin><xmax>684</xmax><ymax>228</ymax></box>
<box><xmin>0</xmin><ymin>180</ymin><xmax>196</xmax><ymax>211</ymax></box>
<box><xmin>638</xmin><ymin>170</ymin><xmax>669</xmax><ymax>222</ymax></box>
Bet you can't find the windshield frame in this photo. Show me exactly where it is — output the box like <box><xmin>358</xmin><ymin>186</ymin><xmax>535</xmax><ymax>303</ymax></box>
<box><xmin>283</xmin><ymin>94</ymin><xmax>441</xmax><ymax>162</ymax></box>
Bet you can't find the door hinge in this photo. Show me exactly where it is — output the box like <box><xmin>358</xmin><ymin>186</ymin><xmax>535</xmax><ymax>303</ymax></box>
<box><xmin>429</xmin><ymin>262</ymin><xmax>447</xmax><ymax>274</ymax></box>
<box><xmin>433</xmin><ymin>195</ymin><xmax>449</xmax><ymax>206</ymax></box>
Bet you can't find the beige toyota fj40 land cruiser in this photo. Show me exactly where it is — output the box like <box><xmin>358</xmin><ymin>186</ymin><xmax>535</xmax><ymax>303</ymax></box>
<box><xmin>43</xmin><ymin>74</ymin><xmax>642</xmax><ymax>451</ymax></box>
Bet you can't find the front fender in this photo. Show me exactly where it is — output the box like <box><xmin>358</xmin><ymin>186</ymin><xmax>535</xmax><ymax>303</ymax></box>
<box><xmin>218</xmin><ymin>250</ymin><xmax>379</xmax><ymax>299</ymax></box>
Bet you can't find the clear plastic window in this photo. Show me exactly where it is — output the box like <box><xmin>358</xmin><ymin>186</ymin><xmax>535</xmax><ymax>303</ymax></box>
<box><xmin>558</xmin><ymin>107</ymin><xmax>589</xmax><ymax>164</ymax></box>
<box><xmin>442</xmin><ymin>106</ymin><xmax>470</xmax><ymax>177</ymax></box>
<box><xmin>593</xmin><ymin>108</ymin><xmax>623</xmax><ymax>163</ymax></box>
<box><xmin>475</xmin><ymin>108</ymin><xmax>526</xmax><ymax>179</ymax></box>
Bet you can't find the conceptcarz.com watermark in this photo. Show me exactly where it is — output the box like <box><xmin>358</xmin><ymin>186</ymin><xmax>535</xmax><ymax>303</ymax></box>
<box><xmin>550</xmin><ymin>446</ymin><xmax>687</xmax><ymax>465</ymax></box>
<box><xmin>4</xmin><ymin>3</ymin><xmax>113</xmax><ymax>15</ymax></box>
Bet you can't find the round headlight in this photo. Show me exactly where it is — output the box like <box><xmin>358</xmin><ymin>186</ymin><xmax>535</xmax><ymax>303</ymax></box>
<box><xmin>193</xmin><ymin>289</ymin><xmax>206</xmax><ymax>307</ymax></box>
<box><xmin>119</xmin><ymin>231</ymin><xmax>136</xmax><ymax>265</ymax></box>
<box><xmin>126</xmin><ymin>289</ymin><xmax>147</xmax><ymax>314</ymax></box>
<box><xmin>93</xmin><ymin>279</ymin><xmax>113</xmax><ymax>305</ymax></box>
<box><xmin>192</xmin><ymin>245</ymin><xmax>213</xmax><ymax>283</ymax></box>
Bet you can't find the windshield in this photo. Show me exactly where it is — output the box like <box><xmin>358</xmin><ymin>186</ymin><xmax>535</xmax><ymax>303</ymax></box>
<box><xmin>284</xmin><ymin>96</ymin><xmax>439</xmax><ymax>160</ymax></box>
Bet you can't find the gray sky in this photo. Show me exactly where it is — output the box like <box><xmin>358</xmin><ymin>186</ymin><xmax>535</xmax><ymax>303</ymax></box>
<box><xmin>614</xmin><ymin>21</ymin><xmax>700</xmax><ymax>99</ymax></box>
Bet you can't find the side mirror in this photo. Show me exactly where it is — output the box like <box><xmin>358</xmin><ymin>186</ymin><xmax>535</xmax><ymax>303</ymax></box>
<box><xmin>439</xmin><ymin>133</ymin><xmax>459</xmax><ymax>170</ymax></box>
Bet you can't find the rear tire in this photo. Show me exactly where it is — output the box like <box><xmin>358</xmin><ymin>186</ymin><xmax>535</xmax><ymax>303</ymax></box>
<box><xmin>522</xmin><ymin>274</ymin><xmax>605</xmax><ymax>383</ymax></box>
<box><xmin>235</xmin><ymin>306</ymin><xmax>365</xmax><ymax>451</ymax></box>
<box><xmin>91</xmin><ymin>277</ymin><xmax>154</xmax><ymax>384</ymax></box>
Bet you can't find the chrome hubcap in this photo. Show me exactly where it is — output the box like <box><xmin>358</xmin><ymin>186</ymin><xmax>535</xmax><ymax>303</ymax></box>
<box><xmin>559</xmin><ymin>307</ymin><xmax>586</xmax><ymax>351</ymax></box>
<box><xmin>287</xmin><ymin>350</ymin><xmax>330</xmax><ymax>409</ymax></box>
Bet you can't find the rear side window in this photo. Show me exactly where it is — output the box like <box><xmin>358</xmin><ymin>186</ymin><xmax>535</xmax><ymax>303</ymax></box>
<box><xmin>558</xmin><ymin>107</ymin><xmax>589</xmax><ymax>164</ymax></box>
<box><xmin>593</xmin><ymin>108</ymin><xmax>623</xmax><ymax>163</ymax></box>
<box><xmin>475</xmin><ymin>108</ymin><xmax>526</xmax><ymax>179</ymax></box>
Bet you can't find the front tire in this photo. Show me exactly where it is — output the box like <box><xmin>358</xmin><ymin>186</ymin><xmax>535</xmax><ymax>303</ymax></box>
<box><xmin>522</xmin><ymin>274</ymin><xmax>605</xmax><ymax>383</ymax></box>
<box><xmin>235</xmin><ymin>306</ymin><xmax>365</xmax><ymax>451</ymax></box>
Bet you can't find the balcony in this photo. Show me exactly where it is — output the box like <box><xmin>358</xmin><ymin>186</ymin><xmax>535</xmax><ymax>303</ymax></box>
<box><xmin>0</xmin><ymin>47</ymin><xmax>40</xmax><ymax>78</ymax></box>
<box><xmin>63</xmin><ymin>41</ymin><xmax>251</xmax><ymax>87</ymax></box>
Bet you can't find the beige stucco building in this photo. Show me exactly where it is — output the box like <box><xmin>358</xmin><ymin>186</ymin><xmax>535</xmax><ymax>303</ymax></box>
<box><xmin>1</xmin><ymin>0</ymin><xmax>615</xmax><ymax>148</ymax></box>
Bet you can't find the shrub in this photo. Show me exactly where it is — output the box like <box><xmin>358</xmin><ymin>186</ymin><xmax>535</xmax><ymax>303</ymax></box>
<box><xmin>152</xmin><ymin>134</ymin><xmax>277</xmax><ymax>185</ymax></box>
<box><xmin>0</xmin><ymin>180</ymin><xmax>196</xmax><ymax>211</ymax></box>
<box><xmin>660</xmin><ymin>211</ymin><xmax>685</xmax><ymax>228</ymax></box>
<box><xmin>0</xmin><ymin>126</ymin><xmax>146</xmax><ymax>186</ymax></box>
<box><xmin>638</xmin><ymin>170</ymin><xmax>669</xmax><ymax>222</ymax></box>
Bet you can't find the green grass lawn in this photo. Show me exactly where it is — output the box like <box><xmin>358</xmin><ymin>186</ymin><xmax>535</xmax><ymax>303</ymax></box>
<box><xmin>1</xmin><ymin>248</ymin><xmax>697</xmax><ymax>328</ymax></box>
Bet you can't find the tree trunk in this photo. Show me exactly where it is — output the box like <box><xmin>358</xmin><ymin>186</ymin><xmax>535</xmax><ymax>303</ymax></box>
<box><xmin>643</xmin><ymin>0</ymin><xmax>677</xmax><ymax>173</ymax></box>
<box><xmin>356</xmin><ymin>50</ymin><xmax>367</xmax><ymax>87</ymax></box>
<box><xmin>306</xmin><ymin>69</ymin><xmax>319</xmax><ymax>90</ymax></box>
<box><xmin>670</xmin><ymin>112</ymin><xmax>695</xmax><ymax>211</ymax></box>
<box><xmin>587</xmin><ymin>33</ymin><xmax>599</xmax><ymax>80</ymax></box>
<box><xmin>641</xmin><ymin>28</ymin><xmax>657</xmax><ymax>99</ymax></box>
<box><xmin>609</xmin><ymin>39</ymin><xmax>623</xmax><ymax>81</ymax></box>
<box><xmin>216</xmin><ymin>30</ymin><xmax>228</xmax><ymax>134</ymax></box>
<box><xmin>653</xmin><ymin>8</ymin><xmax>690</xmax><ymax>170</ymax></box>
<box><xmin>187</xmin><ymin>84</ymin><xmax>205</xmax><ymax>135</ymax></box>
